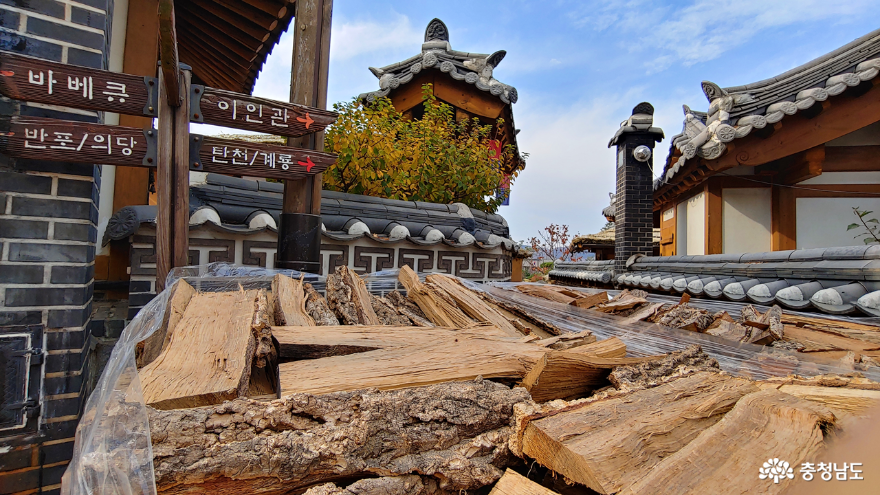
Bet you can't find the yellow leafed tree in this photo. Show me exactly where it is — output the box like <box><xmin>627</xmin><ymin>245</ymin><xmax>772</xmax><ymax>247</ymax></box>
<box><xmin>323</xmin><ymin>85</ymin><xmax>524</xmax><ymax>213</ymax></box>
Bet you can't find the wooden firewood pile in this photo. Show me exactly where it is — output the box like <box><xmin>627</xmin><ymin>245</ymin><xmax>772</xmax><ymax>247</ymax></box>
<box><xmin>125</xmin><ymin>268</ymin><xmax>880</xmax><ymax>494</ymax></box>
<box><xmin>518</xmin><ymin>284</ymin><xmax>880</xmax><ymax>373</ymax></box>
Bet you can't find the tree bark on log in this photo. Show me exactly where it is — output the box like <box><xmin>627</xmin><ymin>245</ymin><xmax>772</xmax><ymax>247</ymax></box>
<box><xmin>149</xmin><ymin>380</ymin><xmax>531</xmax><ymax>494</ymax></box>
<box><xmin>304</xmin><ymin>282</ymin><xmax>340</xmax><ymax>326</ymax></box>
<box><xmin>327</xmin><ymin>266</ymin><xmax>381</xmax><ymax>325</ymax></box>
<box><xmin>371</xmin><ymin>294</ymin><xmax>412</xmax><ymax>326</ymax></box>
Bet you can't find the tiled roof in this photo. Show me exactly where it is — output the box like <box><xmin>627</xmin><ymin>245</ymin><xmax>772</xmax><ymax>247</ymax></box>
<box><xmin>571</xmin><ymin>225</ymin><xmax>660</xmax><ymax>250</ymax></box>
<box><xmin>550</xmin><ymin>246</ymin><xmax>880</xmax><ymax>316</ymax></box>
<box><xmin>657</xmin><ymin>28</ymin><xmax>880</xmax><ymax>190</ymax></box>
<box><xmin>357</xmin><ymin>19</ymin><xmax>518</xmax><ymax>106</ymax></box>
<box><xmin>104</xmin><ymin>173</ymin><xmax>515</xmax><ymax>251</ymax></box>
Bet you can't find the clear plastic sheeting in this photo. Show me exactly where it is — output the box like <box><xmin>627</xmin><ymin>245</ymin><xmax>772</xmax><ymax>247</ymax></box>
<box><xmin>480</xmin><ymin>281</ymin><xmax>880</xmax><ymax>382</ymax></box>
<box><xmin>63</xmin><ymin>265</ymin><xmax>879</xmax><ymax>495</ymax></box>
<box><xmin>62</xmin><ymin>263</ymin><xmax>407</xmax><ymax>495</ymax></box>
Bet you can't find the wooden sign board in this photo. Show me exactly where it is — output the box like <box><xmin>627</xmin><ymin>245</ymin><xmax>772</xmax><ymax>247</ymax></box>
<box><xmin>0</xmin><ymin>52</ymin><xmax>158</xmax><ymax>117</ymax></box>
<box><xmin>193</xmin><ymin>135</ymin><xmax>336</xmax><ymax>180</ymax></box>
<box><xmin>191</xmin><ymin>86</ymin><xmax>337</xmax><ymax>137</ymax></box>
<box><xmin>0</xmin><ymin>116</ymin><xmax>335</xmax><ymax>181</ymax></box>
<box><xmin>0</xmin><ymin>53</ymin><xmax>339</xmax><ymax>138</ymax></box>
<box><xmin>0</xmin><ymin>116</ymin><xmax>155</xmax><ymax>167</ymax></box>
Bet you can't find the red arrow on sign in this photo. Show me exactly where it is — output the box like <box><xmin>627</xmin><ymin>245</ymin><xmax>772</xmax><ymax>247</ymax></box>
<box><xmin>298</xmin><ymin>156</ymin><xmax>315</xmax><ymax>172</ymax></box>
<box><xmin>296</xmin><ymin>113</ymin><xmax>314</xmax><ymax>129</ymax></box>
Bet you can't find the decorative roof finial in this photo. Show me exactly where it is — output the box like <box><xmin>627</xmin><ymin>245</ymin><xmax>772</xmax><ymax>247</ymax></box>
<box><xmin>424</xmin><ymin>18</ymin><xmax>449</xmax><ymax>43</ymax></box>
<box><xmin>701</xmin><ymin>81</ymin><xmax>727</xmax><ymax>102</ymax></box>
<box><xmin>632</xmin><ymin>102</ymin><xmax>654</xmax><ymax>116</ymax></box>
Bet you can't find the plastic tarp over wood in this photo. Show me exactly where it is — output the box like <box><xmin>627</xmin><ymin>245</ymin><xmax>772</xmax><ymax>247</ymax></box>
<box><xmin>62</xmin><ymin>264</ymin><xmax>875</xmax><ymax>495</ymax></box>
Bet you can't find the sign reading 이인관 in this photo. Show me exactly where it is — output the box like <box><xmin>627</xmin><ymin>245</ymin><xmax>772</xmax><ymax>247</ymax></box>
<box><xmin>0</xmin><ymin>52</ymin><xmax>338</xmax><ymax>178</ymax></box>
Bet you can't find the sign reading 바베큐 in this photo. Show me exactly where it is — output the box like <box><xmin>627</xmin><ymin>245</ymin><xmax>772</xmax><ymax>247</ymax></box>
<box><xmin>0</xmin><ymin>116</ymin><xmax>335</xmax><ymax>181</ymax></box>
<box><xmin>0</xmin><ymin>51</ymin><xmax>339</xmax><ymax>138</ymax></box>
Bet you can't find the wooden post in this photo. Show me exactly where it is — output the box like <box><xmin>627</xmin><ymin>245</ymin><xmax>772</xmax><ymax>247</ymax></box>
<box><xmin>278</xmin><ymin>0</ymin><xmax>332</xmax><ymax>273</ymax></box>
<box><xmin>156</xmin><ymin>0</ymin><xmax>190</xmax><ymax>290</ymax></box>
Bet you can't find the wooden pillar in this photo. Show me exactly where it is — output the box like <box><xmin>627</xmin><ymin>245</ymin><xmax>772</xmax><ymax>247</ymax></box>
<box><xmin>705</xmin><ymin>179</ymin><xmax>723</xmax><ymax>254</ymax></box>
<box><xmin>278</xmin><ymin>0</ymin><xmax>333</xmax><ymax>272</ymax></box>
<box><xmin>772</xmin><ymin>185</ymin><xmax>797</xmax><ymax>251</ymax></box>
<box><xmin>105</xmin><ymin>0</ymin><xmax>160</xmax><ymax>282</ymax></box>
<box><xmin>155</xmin><ymin>0</ymin><xmax>189</xmax><ymax>291</ymax></box>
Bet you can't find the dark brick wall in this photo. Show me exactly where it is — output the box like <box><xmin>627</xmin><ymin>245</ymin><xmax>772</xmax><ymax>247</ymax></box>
<box><xmin>0</xmin><ymin>0</ymin><xmax>113</xmax><ymax>491</ymax></box>
<box><xmin>614</xmin><ymin>136</ymin><xmax>658</xmax><ymax>274</ymax></box>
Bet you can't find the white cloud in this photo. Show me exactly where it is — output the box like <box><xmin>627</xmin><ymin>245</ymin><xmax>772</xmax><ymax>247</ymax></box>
<box><xmin>569</xmin><ymin>0</ymin><xmax>874</xmax><ymax>72</ymax></box>
<box><xmin>330</xmin><ymin>13</ymin><xmax>421</xmax><ymax>62</ymax></box>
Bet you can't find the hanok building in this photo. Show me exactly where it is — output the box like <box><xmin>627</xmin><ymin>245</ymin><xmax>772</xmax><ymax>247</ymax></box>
<box><xmin>552</xmin><ymin>28</ymin><xmax>880</xmax><ymax>317</ymax></box>
<box><xmin>359</xmin><ymin>18</ymin><xmax>524</xmax><ymax>177</ymax></box>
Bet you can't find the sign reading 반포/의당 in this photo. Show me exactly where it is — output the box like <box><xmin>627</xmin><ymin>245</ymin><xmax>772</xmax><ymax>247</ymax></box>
<box><xmin>0</xmin><ymin>116</ymin><xmax>336</xmax><ymax>181</ymax></box>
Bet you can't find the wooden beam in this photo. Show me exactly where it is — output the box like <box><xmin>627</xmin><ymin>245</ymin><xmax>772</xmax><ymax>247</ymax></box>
<box><xmin>771</xmin><ymin>185</ymin><xmax>797</xmax><ymax>251</ymax></box>
<box><xmin>157</xmin><ymin>0</ymin><xmax>181</xmax><ymax>107</ymax></box>
<box><xmin>156</xmin><ymin>69</ymin><xmax>174</xmax><ymax>291</ymax></box>
<box><xmin>781</xmin><ymin>145</ymin><xmax>824</xmax><ymax>184</ymax></box>
<box><xmin>824</xmin><ymin>145</ymin><xmax>880</xmax><ymax>172</ymax></box>
<box><xmin>172</xmin><ymin>69</ymin><xmax>191</xmax><ymax>269</ymax></box>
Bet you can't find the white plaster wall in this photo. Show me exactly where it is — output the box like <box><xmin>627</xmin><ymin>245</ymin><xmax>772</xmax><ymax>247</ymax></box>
<box><xmin>686</xmin><ymin>192</ymin><xmax>706</xmax><ymax>255</ymax></box>
<box><xmin>826</xmin><ymin>121</ymin><xmax>880</xmax><ymax>147</ymax></box>
<box><xmin>796</xmin><ymin>197</ymin><xmax>880</xmax><ymax>248</ymax></box>
<box><xmin>676</xmin><ymin>201</ymin><xmax>688</xmax><ymax>255</ymax></box>
<box><xmin>722</xmin><ymin>188</ymin><xmax>772</xmax><ymax>254</ymax></box>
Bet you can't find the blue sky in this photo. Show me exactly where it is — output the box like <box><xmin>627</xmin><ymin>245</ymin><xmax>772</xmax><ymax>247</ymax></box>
<box><xmin>212</xmin><ymin>0</ymin><xmax>880</xmax><ymax>241</ymax></box>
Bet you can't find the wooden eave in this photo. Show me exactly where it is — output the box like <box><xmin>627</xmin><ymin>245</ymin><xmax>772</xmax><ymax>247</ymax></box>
<box><xmin>176</xmin><ymin>0</ymin><xmax>294</xmax><ymax>94</ymax></box>
<box><xmin>654</xmin><ymin>79</ymin><xmax>880</xmax><ymax>210</ymax></box>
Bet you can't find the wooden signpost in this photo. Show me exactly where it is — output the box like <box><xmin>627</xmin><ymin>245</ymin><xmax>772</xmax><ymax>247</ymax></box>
<box><xmin>0</xmin><ymin>48</ymin><xmax>338</xmax><ymax>288</ymax></box>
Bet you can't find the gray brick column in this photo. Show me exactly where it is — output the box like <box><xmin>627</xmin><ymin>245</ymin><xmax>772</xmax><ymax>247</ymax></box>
<box><xmin>0</xmin><ymin>0</ymin><xmax>112</xmax><ymax>493</ymax></box>
<box><xmin>609</xmin><ymin>103</ymin><xmax>663</xmax><ymax>275</ymax></box>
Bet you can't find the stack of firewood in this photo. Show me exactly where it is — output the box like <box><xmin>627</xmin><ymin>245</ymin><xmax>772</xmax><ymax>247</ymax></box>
<box><xmin>120</xmin><ymin>267</ymin><xmax>880</xmax><ymax>494</ymax></box>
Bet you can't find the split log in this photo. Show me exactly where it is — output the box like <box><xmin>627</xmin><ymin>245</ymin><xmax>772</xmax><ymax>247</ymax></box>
<box><xmin>781</xmin><ymin>313</ymin><xmax>880</xmax><ymax>345</ymax></box>
<box><xmin>706</xmin><ymin>320</ymin><xmax>772</xmax><ymax>344</ymax></box>
<box><xmin>279</xmin><ymin>332</ymin><xmax>551</xmax><ymax>396</ymax></box>
<box><xmin>521</xmin><ymin>351</ymin><xmax>662</xmax><ymax>402</ymax></box>
<box><xmin>387</xmin><ymin>290</ymin><xmax>434</xmax><ymax>327</ymax></box>
<box><xmin>570</xmin><ymin>291</ymin><xmax>608</xmax><ymax>309</ymax></box>
<box><xmin>621</xmin><ymin>302</ymin><xmax>664</xmax><ymax>324</ymax></box>
<box><xmin>399</xmin><ymin>265</ymin><xmax>474</xmax><ymax>328</ymax></box>
<box><xmin>609</xmin><ymin>344</ymin><xmax>720</xmax><ymax>391</ymax></box>
<box><xmin>783</xmin><ymin>324</ymin><xmax>880</xmax><ymax>352</ymax></box>
<box><xmin>478</xmin><ymin>291</ymin><xmax>561</xmax><ymax>336</ymax></box>
<box><xmin>516</xmin><ymin>286</ymin><xmax>576</xmax><ymax>305</ymax></box>
<box><xmin>370</xmin><ymin>294</ymin><xmax>412</xmax><ymax>326</ymax></box>
<box><xmin>520</xmin><ymin>372</ymin><xmax>758</xmax><ymax>494</ymax></box>
<box><xmin>426</xmin><ymin>274</ymin><xmax>523</xmax><ymax>336</ymax></box>
<box><xmin>273</xmin><ymin>324</ymin><xmax>514</xmax><ymax>361</ymax></box>
<box><xmin>568</xmin><ymin>336</ymin><xmax>627</xmax><ymax>358</ymax></box>
<box><xmin>327</xmin><ymin>266</ymin><xmax>381</xmax><ymax>325</ymax></box>
<box><xmin>532</xmin><ymin>333</ymin><xmax>596</xmax><ymax>350</ymax></box>
<box><xmin>303</xmin><ymin>283</ymin><xmax>340</xmax><ymax>326</ymax></box>
<box><xmin>149</xmin><ymin>379</ymin><xmax>531</xmax><ymax>494</ymax></box>
<box><xmin>619</xmin><ymin>389</ymin><xmax>836</xmax><ymax>494</ymax></box>
<box><xmin>137</xmin><ymin>279</ymin><xmax>196</xmax><ymax>368</ymax></box>
<box><xmin>770</xmin><ymin>384</ymin><xmax>880</xmax><ymax>417</ymax></box>
<box><xmin>140</xmin><ymin>288</ymin><xmax>259</xmax><ymax>409</ymax></box>
<box><xmin>272</xmin><ymin>274</ymin><xmax>315</xmax><ymax>326</ymax></box>
<box><xmin>489</xmin><ymin>469</ymin><xmax>557</xmax><ymax>495</ymax></box>
<box><xmin>595</xmin><ymin>290</ymin><xmax>647</xmax><ymax>313</ymax></box>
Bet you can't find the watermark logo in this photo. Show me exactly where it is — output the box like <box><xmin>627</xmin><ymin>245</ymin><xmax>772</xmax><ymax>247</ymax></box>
<box><xmin>759</xmin><ymin>458</ymin><xmax>794</xmax><ymax>484</ymax></box>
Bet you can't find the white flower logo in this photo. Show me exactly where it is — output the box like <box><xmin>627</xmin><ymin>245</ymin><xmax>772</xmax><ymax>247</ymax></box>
<box><xmin>759</xmin><ymin>458</ymin><xmax>794</xmax><ymax>484</ymax></box>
